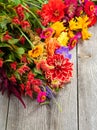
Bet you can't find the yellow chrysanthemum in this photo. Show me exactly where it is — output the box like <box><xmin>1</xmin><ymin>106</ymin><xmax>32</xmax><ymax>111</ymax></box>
<box><xmin>57</xmin><ymin>32</ymin><xmax>69</xmax><ymax>46</ymax></box>
<box><xmin>28</xmin><ymin>44</ymin><xmax>43</xmax><ymax>58</ymax></box>
<box><xmin>82</xmin><ymin>28</ymin><xmax>92</xmax><ymax>40</ymax></box>
<box><xmin>68</xmin><ymin>29</ymin><xmax>75</xmax><ymax>38</ymax></box>
<box><xmin>51</xmin><ymin>21</ymin><xmax>66</xmax><ymax>37</ymax></box>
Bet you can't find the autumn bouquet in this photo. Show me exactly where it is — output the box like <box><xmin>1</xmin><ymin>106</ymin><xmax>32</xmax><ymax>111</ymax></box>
<box><xmin>0</xmin><ymin>0</ymin><xmax>97</xmax><ymax>107</ymax></box>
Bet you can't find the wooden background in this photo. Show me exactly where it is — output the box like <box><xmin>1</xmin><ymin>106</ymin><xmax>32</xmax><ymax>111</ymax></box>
<box><xmin>0</xmin><ymin>24</ymin><xmax>97</xmax><ymax>130</ymax></box>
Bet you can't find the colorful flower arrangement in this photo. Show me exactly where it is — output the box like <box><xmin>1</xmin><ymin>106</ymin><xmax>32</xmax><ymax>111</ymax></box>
<box><xmin>0</xmin><ymin>0</ymin><xmax>97</xmax><ymax>107</ymax></box>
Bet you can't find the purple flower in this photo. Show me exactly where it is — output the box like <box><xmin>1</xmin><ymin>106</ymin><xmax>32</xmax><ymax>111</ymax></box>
<box><xmin>40</xmin><ymin>28</ymin><xmax>53</xmax><ymax>39</ymax></box>
<box><xmin>55</xmin><ymin>46</ymin><xmax>72</xmax><ymax>59</ymax></box>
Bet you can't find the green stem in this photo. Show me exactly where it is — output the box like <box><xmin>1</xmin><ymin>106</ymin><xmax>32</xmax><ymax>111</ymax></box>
<box><xmin>17</xmin><ymin>27</ymin><xmax>34</xmax><ymax>48</ymax></box>
<box><xmin>22</xmin><ymin>4</ymin><xmax>44</xmax><ymax>29</ymax></box>
<box><xmin>25</xmin><ymin>2</ymin><xmax>41</xmax><ymax>9</ymax></box>
<box><xmin>36</xmin><ymin>0</ymin><xmax>44</xmax><ymax>4</ymax></box>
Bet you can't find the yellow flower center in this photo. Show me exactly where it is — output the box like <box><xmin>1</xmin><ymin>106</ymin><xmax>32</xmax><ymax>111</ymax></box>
<box><xmin>54</xmin><ymin>10</ymin><xmax>59</xmax><ymax>16</ymax></box>
<box><xmin>41</xmin><ymin>96</ymin><xmax>46</xmax><ymax>101</ymax></box>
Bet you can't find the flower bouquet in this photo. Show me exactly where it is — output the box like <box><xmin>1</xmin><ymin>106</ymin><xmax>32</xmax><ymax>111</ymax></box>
<box><xmin>0</xmin><ymin>0</ymin><xmax>97</xmax><ymax>107</ymax></box>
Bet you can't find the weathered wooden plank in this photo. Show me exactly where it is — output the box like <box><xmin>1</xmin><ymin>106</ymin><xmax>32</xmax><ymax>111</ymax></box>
<box><xmin>78</xmin><ymin>24</ymin><xmax>97</xmax><ymax>130</ymax></box>
<box><xmin>0</xmin><ymin>93</ymin><xmax>9</xmax><ymax>130</ymax></box>
<box><xmin>49</xmin><ymin>48</ymin><xmax>78</xmax><ymax>130</ymax></box>
<box><xmin>6</xmin><ymin>96</ymin><xmax>49</xmax><ymax>130</ymax></box>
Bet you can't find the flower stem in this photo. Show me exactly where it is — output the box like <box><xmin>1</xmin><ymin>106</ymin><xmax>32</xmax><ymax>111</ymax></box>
<box><xmin>22</xmin><ymin>5</ymin><xmax>44</xmax><ymax>29</ymax></box>
<box><xmin>17</xmin><ymin>27</ymin><xmax>34</xmax><ymax>48</ymax></box>
<box><xmin>25</xmin><ymin>2</ymin><xmax>41</xmax><ymax>9</ymax></box>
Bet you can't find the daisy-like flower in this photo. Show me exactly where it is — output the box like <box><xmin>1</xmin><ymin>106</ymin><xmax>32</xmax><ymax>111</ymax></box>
<box><xmin>81</xmin><ymin>28</ymin><xmax>91</xmax><ymax>40</ymax></box>
<box><xmin>37</xmin><ymin>91</ymin><xmax>46</xmax><ymax>103</ymax></box>
<box><xmin>68</xmin><ymin>36</ymin><xmax>78</xmax><ymax>50</ymax></box>
<box><xmin>57</xmin><ymin>32</ymin><xmax>69</xmax><ymax>46</ymax></box>
<box><xmin>28</xmin><ymin>44</ymin><xmax>43</xmax><ymax>58</ymax></box>
<box><xmin>45</xmin><ymin>54</ymin><xmax>73</xmax><ymax>84</ymax></box>
<box><xmin>40</xmin><ymin>28</ymin><xmax>54</xmax><ymax>39</ymax></box>
<box><xmin>38</xmin><ymin>0</ymin><xmax>66</xmax><ymax>25</ymax></box>
<box><xmin>51</xmin><ymin>21</ymin><xmax>66</xmax><ymax>37</ymax></box>
<box><xmin>84</xmin><ymin>1</ymin><xmax>95</xmax><ymax>16</ymax></box>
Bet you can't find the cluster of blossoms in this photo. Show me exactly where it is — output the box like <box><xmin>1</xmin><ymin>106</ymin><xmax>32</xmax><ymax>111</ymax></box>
<box><xmin>0</xmin><ymin>0</ymin><xmax>97</xmax><ymax>107</ymax></box>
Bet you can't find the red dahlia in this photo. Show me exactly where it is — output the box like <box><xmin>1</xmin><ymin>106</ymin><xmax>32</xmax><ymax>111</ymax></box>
<box><xmin>38</xmin><ymin>0</ymin><xmax>66</xmax><ymax>25</ymax></box>
<box><xmin>45</xmin><ymin>54</ymin><xmax>73</xmax><ymax>83</ymax></box>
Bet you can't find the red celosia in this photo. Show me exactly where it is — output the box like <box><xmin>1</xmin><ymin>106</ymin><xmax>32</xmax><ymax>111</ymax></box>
<box><xmin>9</xmin><ymin>75</ymin><xmax>16</xmax><ymax>83</ymax></box>
<box><xmin>15</xmin><ymin>4</ymin><xmax>24</xmax><ymax>15</ymax></box>
<box><xmin>21</xmin><ymin>21</ymin><xmax>31</xmax><ymax>29</ymax></box>
<box><xmin>33</xmin><ymin>85</ymin><xmax>41</xmax><ymax>93</ymax></box>
<box><xmin>3</xmin><ymin>32</ymin><xmax>12</xmax><ymax>41</ymax></box>
<box><xmin>84</xmin><ymin>1</ymin><xmax>95</xmax><ymax>16</ymax></box>
<box><xmin>38</xmin><ymin>0</ymin><xmax>66</xmax><ymax>25</ymax></box>
<box><xmin>20</xmin><ymin>36</ymin><xmax>26</xmax><ymax>44</ymax></box>
<box><xmin>45</xmin><ymin>54</ymin><xmax>73</xmax><ymax>83</ymax></box>
<box><xmin>12</xmin><ymin>17</ymin><xmax>20</xmax><ymax>25</ymax></box>
<box><xmin>18</xmin><ymin>13</ymin><xmax>25</xmax><ymax>21</ymax></box>
<box><xmin>18</xmin><ymin>64</ymin><xmax>30</xmax><ymax>75</ymax></box>
<box><xmin>0</xmin><ymin>58</ymin><xmax>3</xmax><ymax>68</ymax></box>
<box><xmin>10</xmin><ymin>62</ymin><xmax>17</xmax><ymax>70</ymax></box>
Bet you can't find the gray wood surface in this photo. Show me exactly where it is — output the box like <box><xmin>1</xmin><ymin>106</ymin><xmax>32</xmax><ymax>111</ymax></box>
<box><xmin>0</xmin><ymin>24</ymin><xmax>97</xmax><ymax>130</ymax></box>
<box><xmin>78</xmin><ymin>24</ymin><xmax>97</xmax><ymax>130</ymax></box>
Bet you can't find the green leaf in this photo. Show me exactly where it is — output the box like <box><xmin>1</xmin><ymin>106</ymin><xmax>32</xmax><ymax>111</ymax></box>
<box><xmin>0</xmin><ymin>43</ymin><xmax>13</xmax><ymax>49</ymax></box>
<box><xmin>14</xmin><ymin>71</ymin><xmax>21</xmax><ymax>80</ymax></box>
<box><xmin>8</xmin><ymin>39</ymin><xmax>19</xmax><ymax>44</ymax></box>
<box><xmin>15</xmin><ymin>47</ymin><xmax>25</xmax><ymax>55</ymax></box>
<box><xmin>33</xmin><ymin>67</ymin><xmax>42</xmax><ymax>75</ymax></box>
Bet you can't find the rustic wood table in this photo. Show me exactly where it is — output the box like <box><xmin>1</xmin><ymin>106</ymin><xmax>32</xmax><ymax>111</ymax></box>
<box><xmin>0</xmin><ymin>24</ymin><xmax>97</xmax><ymax>130</ymax></box>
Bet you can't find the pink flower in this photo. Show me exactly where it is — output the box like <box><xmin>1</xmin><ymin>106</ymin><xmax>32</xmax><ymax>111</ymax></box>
<box><xmin>75</xmin><ymin>6</ymin><xmax>84</xmax><ymax>17</ymax></box>
<box><xmin>68</xmin><ymin>36</ymin><xmax>79</xmax><ymax>50</ymax></box>
<box><xmin>37</xmin><ymin>91</ymin><xmax>46</xmax><ymax>103</ymax></box>
<box><xmin>40</xmin><ymin>28</ymin><xmax>54</xmax><ymax>39</ymax></box>
<box><xmin>0</xmin><ymin>58</ymin><xmax>3</xmax><ymax>68</ymax></box>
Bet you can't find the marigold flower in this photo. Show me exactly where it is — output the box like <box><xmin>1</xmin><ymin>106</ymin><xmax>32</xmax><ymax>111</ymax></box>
<box><xmin>28</xmin><ymin>44</ymin><xmax>43</xmax><ymax>58</ymax></box>
<box><xmin>37</xmin><ymin>91</ymin><xmax>46</xmax><ymax>103</ymax></box>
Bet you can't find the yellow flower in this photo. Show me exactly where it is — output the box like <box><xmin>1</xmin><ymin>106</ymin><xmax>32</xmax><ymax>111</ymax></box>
<box><xmin>28</xmin><ymin>44</ymin><xmax>43</xmax><ymax>58</ymax></box>
<box><xmin>68</xmin><ymin>29</ymin><xmax>75</xmax><ymax>38</ymax></box>
<box><xmin>82</xmin><ymin>28</ymin><xmax>92</xmax><ymax>40</ymax></box>
<box><xmin>51</xmin><ymin>21</ymin><xmax>66</xmax><ymax>37</ymax></box>
<box><xmin>57</xmin><ymin>32</ymin><xmax>69</xmax><ymax>46</ymax></box>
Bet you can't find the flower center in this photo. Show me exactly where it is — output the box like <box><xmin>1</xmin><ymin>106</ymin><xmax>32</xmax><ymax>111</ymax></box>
<box><xmin>54</xmin><ymin>10</ymin><xmax>59</xmax><ymax>17</ymax></box>
<box><xmin>41</xmin><ymin>96</ymin><xmax>46</xmax><ymax>101</ymax></box>
<box><xmin>81</xmin><ymin>0</ymin><xmax>84</xmax><ymax>3</ymax></box>
<box><xmin>90</xmin><ymin>5</ymin><xmax>94</xmax><ymax>11</ymax></box>
<box><xmin>71</xmin><ymin>39</ymin><xmax>77</xmax><ymax>47</ymax></box>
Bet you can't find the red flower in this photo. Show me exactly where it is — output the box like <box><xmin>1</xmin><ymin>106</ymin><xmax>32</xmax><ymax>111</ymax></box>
<box><xmin>84</xmin><ymin>1</ymin><xmax>95</xmax><ymax>16</ymax></box>
<box><xmin>88</xmin><ymin>15</ymin><xmax>97</xmax><ymax>27</ymax></box>
<box><xmin>33</xmin><ymin>85</ymin><xmax>41</xmax><ymax>93</ymax></box>
<box><xmin>20</xmin><ymin>36</ymin><xmax>26</xmax><ymax>44</ymax></box>
<box><xmin>9</xmin><ymin>75</ymin><xmax>16</xmax><ymax>83</ymax></box>
<box><xmin>15</xmin><ymin>4</ymin><xmax>24</xmax><ymax>15</ymax></box>
<box><xmin>18</xmin><ymin>64</ymin><xmax>30</xmax><ymax>75</ymax></box>
<box><xmin>0</xmin><ymin>58</ymin><xmax>3</xmax><ymax>68</ymax></box>
<box><xmin>12</xmin><ymin>17</ymin><xmax>20</xmax><ymax>25</ymax></box>
<box><xmin>18</xmin><ymin>13</ymin><xmax>25</xmax><ymax>21</ymax></box>
<box><xmin>10</xmin><ymin>62</ymin><xmax>17</xmax><ymax>70</ymax></box>
<box><xmin>21</xmin><ymin>21</ymin><xmax>31</xmax><ymax>29</ymax></box>
<box><xmin>38</xmin><ymin>0</ymin><xmax>66</xmax><ymax>25</ymax></box>
<box><xmin>45</xmin><ymin>54</ymin><xmax>73</xmax><ymax>83</ymax></box>
<box><xmin>3</xmin><ymin>32</ymin><xmax>12</xmax><ymax>41</ymax></box>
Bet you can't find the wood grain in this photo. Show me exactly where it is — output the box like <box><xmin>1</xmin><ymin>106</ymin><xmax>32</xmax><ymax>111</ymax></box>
<box><xmin>0</xmin><ymin>93</ymin><xmax>9</xmax><ymax>130</ymax></box>
<box><xmin>78</xmin><ymin>24</ymin><xmax>97</xmax><ymax>130</ymax></box>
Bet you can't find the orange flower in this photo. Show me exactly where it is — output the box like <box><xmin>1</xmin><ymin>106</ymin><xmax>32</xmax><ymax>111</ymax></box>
<box><xmin>46</xmin><ymin>38</ymin><xmax>59</xmax><ymax>56</ymax></box>
<box><xmin>28</xmin><ymin>44</ymin><xmax>43</xmax><ymax>58</ymax></box>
